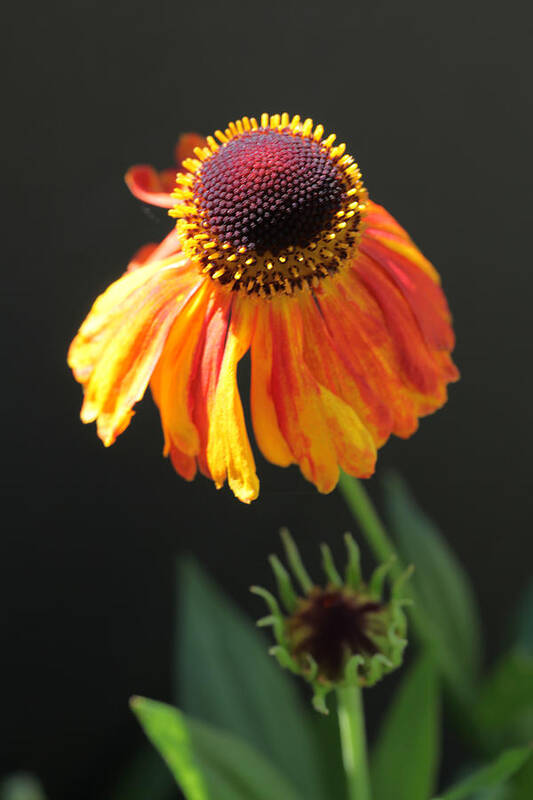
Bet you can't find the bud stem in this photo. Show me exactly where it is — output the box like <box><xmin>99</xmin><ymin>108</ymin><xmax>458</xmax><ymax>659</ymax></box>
<box><xmin>336</xmin><ymin>684</ymin><xmax>371</xmax><ymax>800</ymax></box>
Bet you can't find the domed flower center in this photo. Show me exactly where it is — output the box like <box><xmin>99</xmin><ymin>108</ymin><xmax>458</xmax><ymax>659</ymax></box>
<box><xmin>196</xmin><ymin>129</ymin><xmax>345</xmax><ymax>255</ymax></box>
<box><xmin>170</xmin><ymin>114</ymin><xmax>368</xmax><ymax>296</ymax></box>
<box><xmin>288</xmin><ymin>588</ymin><xmax>384</xmax><ymax>682</ymax></box>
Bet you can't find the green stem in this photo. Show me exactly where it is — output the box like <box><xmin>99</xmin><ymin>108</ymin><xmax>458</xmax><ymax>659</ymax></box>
<box><xmin>338</xmin><ymin>472</ymin><xmax>401</xmax><ymax>577</ymax></box>
<box><xmin>338</xmin><ymin>472</ymin><xmax>430</xmax><ymax>653</ymax></box>
<box><xmin>336</xmin><ymin>685</ymin><xmax>371</xmax><ymax>800</ymax></box>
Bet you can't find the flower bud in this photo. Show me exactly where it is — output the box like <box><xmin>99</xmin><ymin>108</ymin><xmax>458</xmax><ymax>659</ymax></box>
<box><xmin>252</xmin><ymin>528</ymin><xmax>411</xmax><ymax>713</ymax></box>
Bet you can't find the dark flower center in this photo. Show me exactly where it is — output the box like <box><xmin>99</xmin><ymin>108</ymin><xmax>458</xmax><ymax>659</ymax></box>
<box><xmin>194</xmin><ymin>129</ymin><xmax>346</xmax><ymax>255</ymax></box>
<box><xmin>288</xmin><ymin>588</ymin><xmax>383</xmax><ymax>682</ymax></box>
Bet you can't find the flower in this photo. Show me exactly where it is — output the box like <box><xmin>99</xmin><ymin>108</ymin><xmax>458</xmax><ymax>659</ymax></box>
<box><xmin>252</xmin><ymin>529</ymin><xmax>410</xmax><ymax>712</ymax></box>
<box><xmin>68</xmin><ymin>113</ymin><xmax>459</xmax><ymax>503</ymax></box>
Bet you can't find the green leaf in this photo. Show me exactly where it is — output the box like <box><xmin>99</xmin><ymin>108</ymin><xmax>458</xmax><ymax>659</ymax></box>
<box><xmin>509</xmin><ymin>753</ymin><xmax>533</xmax><ymax>799</ymax></box>
<box><xmin>371</xmin><ymin>655</ymin><xmax>440</xmax><ymax>800</ymax></box>
<box><xmin>472</xmin><ymin>786</ymin><xmax>511</xmax><ymax>800</ymax></box>
<box><xmin>383</xmin><ymin>472</ymin><xmax>482</xmax><ymax>691</ymax></box>
<box><xmin>131</xmin><ymin>696</ymin><xmax>304</xmax><ymax>800</ymax></box>
<box><xmin>473</xmin><ymin>650</ymin><xmax>533</xmax><ymax>751</ymax></box>
<box><xmin>0</xmin><ymin>774</ymin><xmax>47</xmax><ymax>800</ymax></box>
<box><xmin>433</xmin><ymin>746</ymin><xmax>532</xmax><ymax>800</ymax></box>
<box><xmin>175</xmin><ymin>558</ymin><xmax>323</xmax><ymax>799</ymax></box>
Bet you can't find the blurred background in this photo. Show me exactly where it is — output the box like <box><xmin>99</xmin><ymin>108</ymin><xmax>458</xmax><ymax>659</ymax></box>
<box><xmin>2</xmin><ymin>0</ymin><xmax>532</xmax><ymax>797</ymax></box>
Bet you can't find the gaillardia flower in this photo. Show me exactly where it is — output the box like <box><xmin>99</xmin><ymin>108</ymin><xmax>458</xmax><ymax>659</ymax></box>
<box><xmin>68</xmin><ymin>113</ymin><xmax>458</xmax><ymax>503</ymax></box>
<box><xmin>252</xmin><ymin>529</ymin><xmax>410</xmax><ymax>712</ymax></box>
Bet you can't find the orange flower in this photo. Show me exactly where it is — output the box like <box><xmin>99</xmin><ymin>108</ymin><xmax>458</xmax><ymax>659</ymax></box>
<box><xmin>68</xmin><ymin>113</ymin><xmax>458</xmax><ymax>503</ymax></box>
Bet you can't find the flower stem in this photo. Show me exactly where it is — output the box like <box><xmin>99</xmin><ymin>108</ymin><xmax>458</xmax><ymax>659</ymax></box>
<box><xmin>338</xmin><ymin>472</ymin><xmax>401</xmax><ymax>577</ymax></box>
<box><xmin>338</xmin><ymin>472</ymin><xmax>430</xmax><ymax>650</ymax></box>
<box><xmin>336</xmin><ymin>685</ymin><xmax>371</xmax><ymax>800</ymax></box>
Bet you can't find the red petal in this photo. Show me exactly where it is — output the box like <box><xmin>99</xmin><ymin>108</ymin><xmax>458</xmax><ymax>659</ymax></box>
<box><xmin>124</xmin><ymin>165</ymin><xmax>175</xmax><ymax>208</ymax></box>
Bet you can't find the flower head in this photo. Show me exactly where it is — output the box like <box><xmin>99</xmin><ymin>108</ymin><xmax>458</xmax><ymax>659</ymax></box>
<box><xmin>252</xmin><ymin>529</ymin><xmax>410</xmax><ymax>712</ymax></box>
<box><xmin>68</xmin><ymin>113</ymin><xmax>458</xmax><ymax>503</ymax></box>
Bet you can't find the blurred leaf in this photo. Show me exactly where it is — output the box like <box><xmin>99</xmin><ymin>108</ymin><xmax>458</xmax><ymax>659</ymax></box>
<box><xmin>472</xmin><ymin>787</ymin><xmax>511</xmax><ymax>800</ymax></box>
<box><xmin>106</xmin><ymin>745</ymin><xmax>175</xmax><ymax>800</ymax></box>
<box><xmin>0</xmin><ymin>774</ymin><xmax>46</xmax><ymax>800</ymax></box>
<box><xmin>473</xmin><ymin>651</ymin><xmax>533</xmax><ymax>750</ymax></box>
<box><xmin>433</xmin><ymin>746</ymin><xmax>532</xmax><ymax>799</ymax></box>
<box><xmin>371</xmin><ymin>655</ymin><xmax>440</xmax><ymax>800</ymax></box>
<box><xmin>513</xmin><ymin>578</ymin><xmax>533</xmax><ymax>654</ymax></box>
<box><xmin>509</xmin><ymin>753</ymin><xmax>533</xmax><ymax>799</ymax></box>
<box><xmin>176</xmin><ymin>558</ymin><xmax>323</xmax><ymax>799</ymax></box>
<box><xmin>383</xmin><ymin>472</ymin><xmax>482</xmax><ymax>693</ymax></box>
<box><xmin>131</xmin><ymin>696</ymin><xmax>304</xmax><ymax>800</ymax></box>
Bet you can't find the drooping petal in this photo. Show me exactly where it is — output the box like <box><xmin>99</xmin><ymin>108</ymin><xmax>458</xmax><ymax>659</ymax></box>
<box><xmin>150</xmin><ymin>281</ymin><xmax>213</xmax><ymax>459</ymax></box>
<box><xmin>159</xmin><ymin>293</ymin><xmax>230</xmax><ymax>484</ymax></box>
<box><xmin>68</xmin><ymin>257</ymin><xmax>201</xmax><ymax>446</ymax></box>
<box><xmin>250</xmin><ymin>305</ymin><xmax>294</xmax><ymax>467</ymax></box>
<box><xmin>317</xmin><ymin>273</ymin><xmax>424</xmax><ymax>438</ymax></box>
<box><xmin>299</xmin><ymin>290</ymin><xmax>393</xmax><ymax>447</ymax></box>
<box><xmin>363</xmin><ymin>201</ymin><xmax>440</xmax><ymax>283</ymax></box>
<box><xmin>206</xmin><ymin>297</ymin><xmax>259</xmax><ymax>503</ymax></box>
<box><xmin>353</xmin><ymin>252</ymin><xmax>454</xmax><ymax>403</ymax></box>
<box><xmin>191</xmin><ymin>293</ymin><xmax>232</xmax><ymax>481</ymax></box>
<box><xmin>269</xmin><ymin>296</ymin><xmax>376</xmax><ymax>492</ymax></box>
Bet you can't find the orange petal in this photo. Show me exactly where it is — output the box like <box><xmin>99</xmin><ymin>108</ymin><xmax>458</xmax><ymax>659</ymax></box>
<box><xmin>168</xmin><ymin>443</ymin><xmax>197</xmax><ymax>482</ymax></box>
<box><xmin>68</xmin><ymin>257</ymin><xmax>201</xmax><ymax>446</ymax></box>
<box><xmin>250</xmin><ymin>307</ymin><xmax>293</xmax><ymax>467</ymax></box>
<box><xmin>299</xmin><ymin>290</ymin><xmax>393</xmax><ymax>447</ymax></box>
<box><xmin>191</xmin><ymin>294</ymin><xmax>232</xmax><ymax>480</ymax></box>
<box><xmin>206</xmin><ymin>297</ymin><xmax>259</xmax><ymax>503</ymax></box>
<box><xmin>364</xmin><ymin>201</ymin><xmax>440</xmax><ymax>283</ymax></box>
<box><xmin>316</xmin><ymin>277</ymin><xmax>421</xmax><ymax>439</ymax></box>
<box><xmin>354</xmin><ymin>252</ymin><xmax>452</xmax><ymax>400</ymax></box>
<box><xmin>360</xmin><ymin>234</ymin><xmax>454</xmax><ymax>351</ymax></box>
<box><xmin>269</xmin><ymin>297</ymin><xmax>376</xmax><ymax>492</ymax></box>
<box><xmin>124</xmin><ymin>165</ymin><xmax>175</xmax><ymax>208</ymax></box>
<box><xmin>150</xmin><ymin>281</ymin><xmax>212</xmax><ymax>457</ymax></box>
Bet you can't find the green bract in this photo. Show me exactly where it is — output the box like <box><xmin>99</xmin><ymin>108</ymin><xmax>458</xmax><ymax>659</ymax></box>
<box><xmin>252</xmin><ymin>529</ymin><xmax>411</xmax><ymax>713</ymax></box>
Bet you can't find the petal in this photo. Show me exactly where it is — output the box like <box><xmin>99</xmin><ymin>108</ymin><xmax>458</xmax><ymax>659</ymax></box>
<box><xmin>299</xmin><ymin>290</ymin><xmax>393</xmax><ymax>447</ymax></box>
<box><xmin>124</xmin><ymin>165</ymin><xmax>175</xmax><ymax>208</ymax></box>
<box><xmin>250</xmin><ymin>306</ymin><xmax>293</xmax><ymax>467</ymax></box>
<box><xmin>150</xmin><ymin>281</ymin><xmax>212</xmax><ymax>457</ymax></box>
<box><xmin>353</xmin><ymin>251</ymin><xmax>455</xmax><ymax>401</ymax></box>
<box><xmin>316</xmin><ymin>276</ymin><xmax>423</xmax><ymax>438</ymax></box>
<box><xmin>68</xmin><ymin>256</ymin><xmax>201</xmax><ymax>446</ymax></box>
<box><xmin>269</xmin><ymin>296</ymin><xmax>376</xmax><ymax>492</ymax></box>
<box><xmin>364</xmin><ymin>201</ymin><xmax>440</xmax><ymax>283</ymax></box>
<box><xmin>169</xmin><ymin>444</ymin><xmax>197</xmax><ymax>482</ymax></box>
<box><xmin>360</xmin><ymin>233</ymin><xmax>454</xmax><ymax>352</ymax></box>
<box><xmin>206</xmin><ymin>297</ymin><xmax>259</xmax><ymax>503</ymax></box>
<box><xmin>191</xmin><ymin>293</ymin><xmax>232</xmax><ymax>480</ymax></box>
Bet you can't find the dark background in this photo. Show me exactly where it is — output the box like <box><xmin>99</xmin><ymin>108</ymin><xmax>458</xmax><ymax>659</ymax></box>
<box><xmin>3</xmin><ymin>0</ymin><xmax>532</xmax><ymax>797</ymax></box>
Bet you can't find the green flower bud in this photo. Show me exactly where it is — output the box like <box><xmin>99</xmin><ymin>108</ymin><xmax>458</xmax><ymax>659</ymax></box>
<box><xmin>252</xmin><ymin>529</ymin><xmax>411</xmax><ymax>713</ymax></box>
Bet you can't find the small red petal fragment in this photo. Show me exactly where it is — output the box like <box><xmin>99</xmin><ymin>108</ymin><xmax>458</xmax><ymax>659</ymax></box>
<box><xmin>124</xmin><ymin>165</ymin><xmax>175</xmax><ymax>208</ymax></box>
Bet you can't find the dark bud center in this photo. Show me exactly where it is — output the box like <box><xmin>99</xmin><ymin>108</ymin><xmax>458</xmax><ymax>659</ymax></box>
<box><xmin>288</xmin><ymin>588</ymin><xmax>383</xmax><ymax>682</ymax></box>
